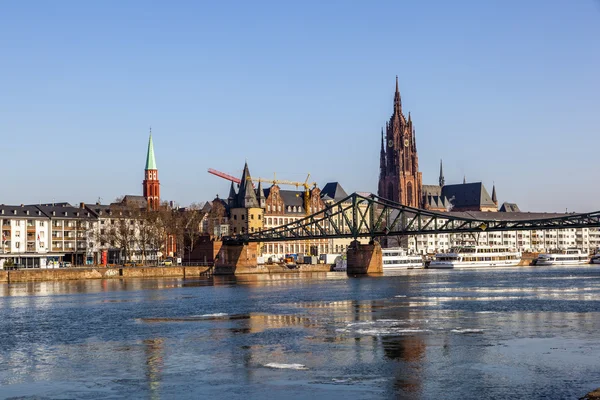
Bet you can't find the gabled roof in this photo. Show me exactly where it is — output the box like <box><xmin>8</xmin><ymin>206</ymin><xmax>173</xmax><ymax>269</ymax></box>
<box><xmin>424</xmin><ymin>194</ymin><xmax>448</xmax><ymax>210</ymax></box>
<box><xmin>113</xmin><ymin>195</ymin><xmax>148</xmax><ymax>209</ymax></box>
<box><xmin>499</xmin><ymin>202</ymin><xmax>521</xmax><ymax>212</ymax></box>
<box><xmin>35</xmin><ymin>204</ymin><xmax>93</xmax><ymax>219</ymax></box>
<box><xmin>320</xmin><ymin>182</ymin><xmax>348</xmax><ymax>202</ymax></box>
<box><xmin>0</xmin><ymin>205</ymin><xmax>46</xmax><ymax>218</ymax></box>
<box><xmin>422</xmin><ymin>185</ymin><xmax>442</xmax><ymax>197</ymax></box>
<box><xmin>262</xmin><ymin>186</ymin><xmax>306</xmax><ymax>213</ymax></box>
<box><xmin>441</xmin><ymin>182</ymin><xmax>496</xmax><ymax>209</ymax></box>
<box><xmin>237</xmin><ymin>163</ymin><xmax>259</xmax><ymax>208</ymax></box>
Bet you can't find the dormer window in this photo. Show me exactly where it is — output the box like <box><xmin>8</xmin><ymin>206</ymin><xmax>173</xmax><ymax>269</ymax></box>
<box><xmin>52</xmin><ymin>211</ymin><xmax>55</xmax><ymax>216</ymax></box>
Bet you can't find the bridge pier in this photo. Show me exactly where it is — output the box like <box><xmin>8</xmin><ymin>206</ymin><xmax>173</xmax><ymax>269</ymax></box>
<box><xmin>346</xmin><ymin>240</ymin><xmax>383</xmax><ymax>275</ymax></box>
<box><xmin>214</xmin><ymin>242</ymin><xmax>264</xmax><ymax>275</ymax></box>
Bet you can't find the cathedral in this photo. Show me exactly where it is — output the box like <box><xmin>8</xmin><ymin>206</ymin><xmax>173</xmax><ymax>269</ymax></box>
<box><xmin>378</xmin><ymin>77</ymin><xmax>422</xmax><ymax>208</ymax></box>
<box><xmin>378</xmin><ymin>78</ymin><xmax>499</xmax><ymax>213</ymax></box>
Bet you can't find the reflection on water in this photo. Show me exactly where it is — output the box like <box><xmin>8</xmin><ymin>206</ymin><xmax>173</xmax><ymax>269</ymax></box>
<box><xmin>1</xmin><ymin>267</ymin><xmax>600</xmax><ymax>399</ymax></box>
<box><xmin>144</xmin><ymin>338</ymin><xmax>164</xmax><ymax>400</ymax></box>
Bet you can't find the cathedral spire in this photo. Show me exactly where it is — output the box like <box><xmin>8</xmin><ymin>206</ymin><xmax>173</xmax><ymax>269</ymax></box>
<box><xmin>439</xmin><ymin>159</ymin><xmax>445</xmax><ymax>187</ymax></box>
<box><xmin>463</xmin><ymin>175</ymin><xmax>466</xmax><ymax>184</ymax></box>
<box><xmin>394</xmin><ymin>75</ymin><xmax>402</xmax><ymax>112</ymax></box>
<box><xmin>492</xmin><ymin>183</ymin><xmax>498</xmax><ymax>205</ymax></box>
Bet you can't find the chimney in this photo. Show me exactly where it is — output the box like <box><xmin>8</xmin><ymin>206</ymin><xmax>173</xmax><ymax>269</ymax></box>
<box><xmin>80</xmin><ymin>202</ymin><xmax>85</xmax><ymax>209</ymax></box>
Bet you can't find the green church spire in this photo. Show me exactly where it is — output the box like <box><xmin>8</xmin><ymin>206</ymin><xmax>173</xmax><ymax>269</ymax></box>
<box><xmin>145</xmin><ymin>128</ymin><xmax>157</xmax><ymax>170</ymax></box>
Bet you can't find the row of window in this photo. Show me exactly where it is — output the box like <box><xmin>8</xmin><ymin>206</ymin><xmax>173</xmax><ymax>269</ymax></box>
<box><xmin>232</xmin><ymin>214</ymin><xmax>262</xmax><ymax>221</ymax></box>
<box><xmin>265</xmin><ymin>243</ymin><xmax>332</xmax><ymax>254</ymax></box>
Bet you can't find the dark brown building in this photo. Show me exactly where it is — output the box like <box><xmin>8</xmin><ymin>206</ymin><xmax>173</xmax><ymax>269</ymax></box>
<box><xmin>378</xmin><ymin>77</ymin><xmax>423</xmax><ymax>207</ymax></box>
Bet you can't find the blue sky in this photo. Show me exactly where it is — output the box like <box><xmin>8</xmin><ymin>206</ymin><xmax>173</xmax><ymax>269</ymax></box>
<box><xmin>1</xmin><ymin>1</ymin><xmax>598</xmax><ymax>212</ymax></box>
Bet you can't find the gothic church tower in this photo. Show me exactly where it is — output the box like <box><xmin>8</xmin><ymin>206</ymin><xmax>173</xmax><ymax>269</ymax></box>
<box><xmin>378</xmin><ymin>77</ymin><xmax>423</xmax><ymax>207</ymax></box>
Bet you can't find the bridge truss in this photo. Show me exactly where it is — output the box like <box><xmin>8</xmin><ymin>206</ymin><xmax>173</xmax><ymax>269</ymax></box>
<box><xmin>223</xmin><ymin>193</ymin><xmax>600</xmax><ymax>244</ymax></box>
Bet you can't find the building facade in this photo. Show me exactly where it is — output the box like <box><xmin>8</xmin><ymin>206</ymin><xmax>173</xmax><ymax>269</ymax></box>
<box><xmin>378</xmin><ymin>77</ymin><xmax>423</xmax><ymax>207</ymax></box>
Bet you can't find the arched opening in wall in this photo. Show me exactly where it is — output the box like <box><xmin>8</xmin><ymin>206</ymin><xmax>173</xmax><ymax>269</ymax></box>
<box><xmin>387</xmin><ymin>182</ymin><xmax>394</xmax><ymax>202</ymax></box>
<box><xmin>407</xmin><ymin>182</ymin><xmax>413</xmax><ymax>207</ymax></box>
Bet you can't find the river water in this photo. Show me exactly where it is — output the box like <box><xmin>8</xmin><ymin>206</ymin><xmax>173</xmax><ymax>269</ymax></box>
<box><xmin>1</xmin><ymin>266</ymin><xmax>600</xmax><ymax>399</ymax></box>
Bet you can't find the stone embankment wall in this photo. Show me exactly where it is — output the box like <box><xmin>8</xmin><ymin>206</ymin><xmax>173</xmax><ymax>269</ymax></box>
<box><xmin>1</xmin><ymin>266</ymin><xmax>211</xmax><ymax>283</ymax></box>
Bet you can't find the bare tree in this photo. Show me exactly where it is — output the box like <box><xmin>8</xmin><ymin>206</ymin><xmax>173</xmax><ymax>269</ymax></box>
<box><xmin>97</xmin><ymin>205</ymin><xmax>140</xmax><ymax>265</ymax></box>
<box><xmin>180</xmin><ymin>203</ymin><xmax>205</xmax><ymax>263</ymax></box>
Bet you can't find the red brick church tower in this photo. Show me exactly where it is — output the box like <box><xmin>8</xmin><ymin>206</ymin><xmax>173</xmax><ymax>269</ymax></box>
<box><xmin>378</xmin><ymin>77</ymin><xmax>423</xmax><ymax>207</ymax></box>
<box><xmin>143</xmin><ymin>130</ymin><xmax>160</xmax><ymax>210</ymax></box>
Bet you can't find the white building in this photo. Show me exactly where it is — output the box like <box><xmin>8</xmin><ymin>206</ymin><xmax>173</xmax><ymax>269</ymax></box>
<box><xmin>401</xmin><ymin>211</ymin><xmax>600</xmax><ymax>255</ymax></box>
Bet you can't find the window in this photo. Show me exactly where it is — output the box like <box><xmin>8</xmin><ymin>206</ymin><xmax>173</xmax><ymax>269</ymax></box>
<box><xmin>39</xmin><ymin>221</ymin><xmax>44</xmax><ymax>227</ymax></box>
<box><xmin>242</xmin><ymin>215</ymin><xmax>245</xmax><ymax>220</ymax></box>
<box><xmin>267</xmin><ymin>205</ymin><xmax>271</xmax><ymax>212</ymax></box>
<box><xmin>40</xmin><ymin>232</ymin><xmax>44</xmax><ymax>238</ymax></box>
<box><xmin>15</xmin><ymin>221</ymin><xmax>20</xmax><ymax>227</ymax></box>
<box><xmin>15</xmin><ymin>242</ymin><xmax>20</xmax><ymax>248</ymax></box>
<box><xmin>40</xmin><ymin>242</ymin><xmax>45</xmax><ymax>247</ymax></box>
<box><xmin>234</xmin><ymin>215</ymin><xmax>237</xmax><ymax>220</ymax></box>
<box><xmin>251</xmin><ymin>214</ymin><xmax>254</xmax><ymax>220</ymax></box>
<box><xmin>258</xmin><ymin>215</ymin><xmax>261</xmax><ymax>220</ymax></box>
<box><xmin>241</xmin><ymin>227</ymin><xmax>245</xmax><ymax>234</ymax></box>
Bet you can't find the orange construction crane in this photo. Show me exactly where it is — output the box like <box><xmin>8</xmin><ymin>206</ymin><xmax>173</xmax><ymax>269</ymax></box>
<box><xmin>208</xmin><ymin>168</ymin><xmax>317</xmax><ymax>215</ymax></box>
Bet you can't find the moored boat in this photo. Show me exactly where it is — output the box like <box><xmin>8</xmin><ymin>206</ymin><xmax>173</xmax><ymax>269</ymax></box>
<box><xmin>428</xmin><ymin>246</ymin><xmax>521</xmax><ymax>269</ymax></box>
<box><xmin>382</xmin><ymin>248</ymin><xmax>423</xmax><ymax>270</ymax></box>
<box><xmin>536</xmin><ymin>248</ymin><xmax>589</xmax><ymax>266</ymax></box>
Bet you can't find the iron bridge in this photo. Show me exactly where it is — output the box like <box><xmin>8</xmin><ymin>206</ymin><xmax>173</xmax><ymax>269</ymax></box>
<box><xmin>223</xmin><ymin>193</ymin><xmax>600</xmax><ymax>244</ymax></box>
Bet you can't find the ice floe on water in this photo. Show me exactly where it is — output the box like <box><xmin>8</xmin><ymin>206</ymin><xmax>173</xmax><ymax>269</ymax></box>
<box><xmin>264</xmin><ymin>363</ymin><xmax>308</xmax><ymax>370</ymax></box>
<box><xmin>337</xmin><ymin>319</ymin><xmax>431</xmax><ymax>336</ymax></box>
<box><xmin>451</xmin><ymin>328</ymin><xmax>484</xmax><ymax>334</ymax></box>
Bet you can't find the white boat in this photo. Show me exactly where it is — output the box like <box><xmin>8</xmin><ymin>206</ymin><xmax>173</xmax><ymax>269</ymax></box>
<box><xmin>428</xmin><ymin>246</ymin><xmax>521</xmax><ymax>269</ymax></box>
<box><xmin>382</xmin><ymin>248</ymin><xmax>423</xmax><ymax>270</ymax></box>
<box><xmin>536</xmin><ymin>248</ymin><xmax>589</xmax><ymax>266</ymax></box>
